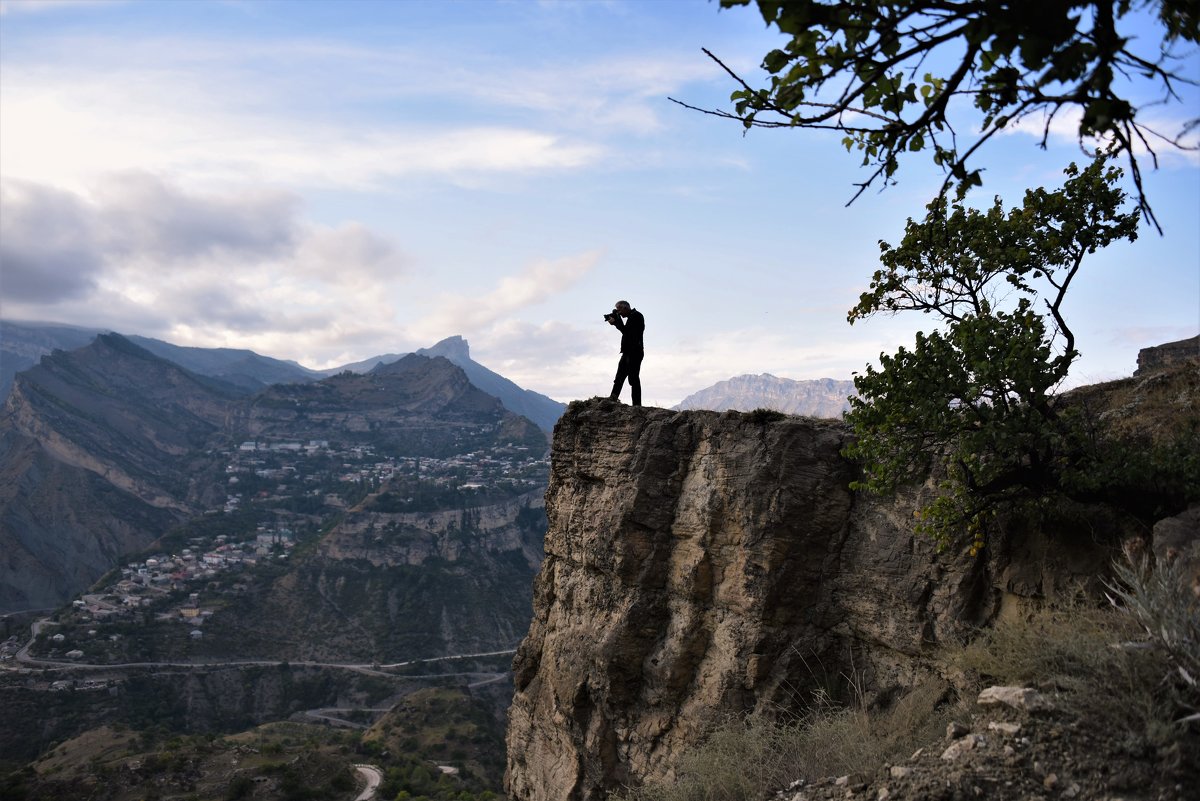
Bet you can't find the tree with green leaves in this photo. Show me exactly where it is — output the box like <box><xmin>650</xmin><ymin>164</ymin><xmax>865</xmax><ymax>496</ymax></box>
<box><xmin>679</xmin><ymin>0</ymin><xmax>1198</xmax><ymax>228</ymax></box>
<box><xmin>842</xmin><ymin>156</ymin><xmax>1141</xmax><ymax>552</ymax></box>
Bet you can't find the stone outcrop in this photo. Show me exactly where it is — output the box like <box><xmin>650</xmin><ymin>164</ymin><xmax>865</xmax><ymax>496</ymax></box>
<box><xmin>325</xmin><ymin>489</ymin><xmax>546</xmax><ymax>567</ymax></box>
<box><xmin>1135</xmin><ymin>335</ymin><xmax>1198</xmax><ymax>375</ymax></box>
<box><xmin>505</xmin><ymin>400</ymin><xmax>1123</xmax><ymax>801</ymax></box>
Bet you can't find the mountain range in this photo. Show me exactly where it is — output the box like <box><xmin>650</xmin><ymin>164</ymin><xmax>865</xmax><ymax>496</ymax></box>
<box><xmin>673</xmin><ymin>373</ymin><xmax>855</xmax><ymax>417</ymax></box>
<box><xmin>1</xmin><ymin>319</ymin><xmax>565</xmax><ymax>431</ymax></box>
<box><xmin>0</xmin><ymin>332</ymin><xmax>548</xmax><ymax>630</ymax></box>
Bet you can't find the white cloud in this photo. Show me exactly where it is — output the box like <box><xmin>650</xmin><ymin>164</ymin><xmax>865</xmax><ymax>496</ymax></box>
<box><xmin>94</xmin><ymin>171</ymin><xmax>300</xmax><ymax>261</ymax></box>
<box><xmin>0</xmin><ymin>173</ymin><xmax>617</xmax><ymax>380</ymax></box>
<box><xmin>0</xmin><ymin>26</ymin><xmax>730</xmax><ymax>193</ymax></box>
<box><xmin>468</xmin><ymin>54</ymin><xmax>723</xmax><ymax>136</ymax></box>
<box><xmin>414</xmin><ymin>250</ymin><xmax>604</xmax><ymax>340</ymax></box>
<box><xmin>998</xmin><ymin>105</ymin><xmax>1200</xmax><ymax>166</ymax></box>
<box><xmin>0</xmin><ymin>180</ymin><xmax>103</xmax><ymax>302</ymax></box>
<box><xmin>0</xmin><ymin>70</ymin><xmax>604</xmax><ymax>191</ymax></box>
<box><xmin>0</xmin><ymin>174</ymin><xmax>410</xmax><ymax>366</ymax></box>
<box><xmin>290</xmin><ymin>223</ymin><xmax>410</xmax><ymax>287</ymax></box>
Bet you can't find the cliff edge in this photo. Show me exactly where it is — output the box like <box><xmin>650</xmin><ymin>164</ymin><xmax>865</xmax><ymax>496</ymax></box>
<box><xmin>505</xmin><ymin>400</ymin><xmax>1125</xmax><ymax>801</ymax></box>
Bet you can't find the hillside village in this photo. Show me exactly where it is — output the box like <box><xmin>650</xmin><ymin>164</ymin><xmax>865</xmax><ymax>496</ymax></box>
<box><xmin>21</xmin><ymin>433</ymin><xmax>550</xmax><ymax>666</ymax></box>
<box><xmin>223</xmin><ymin>436</ymin><xmax>548</xmax><ymax>513</ymax></box>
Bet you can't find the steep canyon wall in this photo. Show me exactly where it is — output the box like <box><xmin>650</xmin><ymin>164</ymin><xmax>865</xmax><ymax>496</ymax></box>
<box><xmin>505</xmin><ymin>400</ymin><xmax>1118</xmax><ymax>801</ymax></box>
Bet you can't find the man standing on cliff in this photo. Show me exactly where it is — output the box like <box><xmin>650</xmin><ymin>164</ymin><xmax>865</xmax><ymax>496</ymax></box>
<box><xmin>605</xmin><ymin>300</ymin><xmax>644</xmax><ymax>406</ymax></box>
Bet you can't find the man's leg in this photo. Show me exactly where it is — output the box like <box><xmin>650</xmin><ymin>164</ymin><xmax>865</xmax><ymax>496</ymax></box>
<box><xmin>627</xmin><ymin>352</ymin><xmax>643</xmax><ymax>406</ymax></box>
<box><xmin>610</xmin><ymin>355</ymin><xmax>629</xmax><ymax>400</ymax></box>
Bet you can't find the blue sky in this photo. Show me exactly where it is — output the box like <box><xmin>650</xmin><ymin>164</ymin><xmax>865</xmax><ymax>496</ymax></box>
<box><xmin>2</xmin><ymin>0</ymin><xmax>1197</xmax><ymax>406</ymax></box>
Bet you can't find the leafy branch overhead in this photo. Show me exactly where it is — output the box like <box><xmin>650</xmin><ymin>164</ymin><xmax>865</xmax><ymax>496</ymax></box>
<box><xmin>678</xmin><ymin>0</ymin><xmax>1199</xmax><ymax>228</ymax></box>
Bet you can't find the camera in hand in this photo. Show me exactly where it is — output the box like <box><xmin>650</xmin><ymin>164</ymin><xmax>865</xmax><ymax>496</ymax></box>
<box><xmin>603</xmin><ymin>309</ymin><xmax>619</xmax><ymax>323</ymax></box>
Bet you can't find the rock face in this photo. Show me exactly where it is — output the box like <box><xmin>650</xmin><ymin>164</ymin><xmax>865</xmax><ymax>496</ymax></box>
<box><xmin>212</xmin><ymin>490</ymin><xmax>548</xmax><ymax>662</ymax></box>
<box><xmin>1134</xmin><ymin>334</ymin><xmax>1198</xmax><ymax>375</ymax></box>
<box><xmin>0</xmin><ymin>335</ymin><xmax>236</xmax><ymax>611</ymax></box>
<box><xmin>505</xmin><ymin>400</ymin><xmax>1118</xmax><ymax>801</ymax></box>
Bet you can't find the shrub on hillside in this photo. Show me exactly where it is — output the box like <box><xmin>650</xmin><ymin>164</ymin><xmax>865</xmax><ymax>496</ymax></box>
<box><xmin>1106</xmin><ymin>542</ymin><xmax>1200</xmax><ymax>726</ymax></box>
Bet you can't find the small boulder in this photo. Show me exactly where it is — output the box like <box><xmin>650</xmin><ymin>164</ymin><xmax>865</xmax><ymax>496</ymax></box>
<box><xmin>977</xmin><ymin>686</ymin><xmax>1050</xmax><ymax>711</ymax></box>
<box><xmin>940</xmin><ymin>734</ymin><xmax>985</xmax><ymax>761</ymax></box>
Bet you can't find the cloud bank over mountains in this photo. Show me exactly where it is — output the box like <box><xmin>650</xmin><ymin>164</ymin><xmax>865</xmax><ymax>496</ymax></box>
<box><xmin>1</xmin><ymin>173</ymin><xmax>410</xmax><ymax>360</ymax></box>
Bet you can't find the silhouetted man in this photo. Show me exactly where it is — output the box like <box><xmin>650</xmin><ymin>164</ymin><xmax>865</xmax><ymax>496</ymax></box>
<box><xmin>605</xmin><ymin>300</ymin><xmax>644</xmax><ymax>406</ymax></box>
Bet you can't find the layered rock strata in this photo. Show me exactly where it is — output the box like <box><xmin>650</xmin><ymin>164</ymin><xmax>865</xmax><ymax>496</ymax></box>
<box><xmin>505</xmin><ymin>400</ymin><xmax>1115</xmax><ymax>801</ymax></box>
<box><xmin>1134</xmin><ymin>334</ymin><xmax>1198</xmax><ymax>375</ymax></box>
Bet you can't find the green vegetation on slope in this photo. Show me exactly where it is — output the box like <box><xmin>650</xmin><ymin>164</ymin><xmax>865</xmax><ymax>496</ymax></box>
<box><xmin>844</xmin><ymin>157</ymin><xmax>1198</xmax><ymax>551</ymax></box>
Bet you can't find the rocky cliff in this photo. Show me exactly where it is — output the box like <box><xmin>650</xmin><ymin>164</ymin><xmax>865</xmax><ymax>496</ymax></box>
<box><xmin>204</xmin><ymin>489</ymin><xmax>548</xmax><ymax>662</ymax></box>
<box><xmin>505</xmin><ymin>400</ymin><xmax>1126</xmax><ymax>801</ymax></box>
<box><xmin>1134</xmin><ymin>334</ymin><xmax>1198</xmax><ymax>375</ymax></box>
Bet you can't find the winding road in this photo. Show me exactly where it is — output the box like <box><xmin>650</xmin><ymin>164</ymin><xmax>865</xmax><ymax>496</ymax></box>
<box><xmin>354</xmin><ymin>764</ymin><xmax>383</xmax><ymax>800</ymax></box>
<box><xmin>3</xmin><ymin>618</ymin><xmax>516</xmax><ymax>675</ymax></box>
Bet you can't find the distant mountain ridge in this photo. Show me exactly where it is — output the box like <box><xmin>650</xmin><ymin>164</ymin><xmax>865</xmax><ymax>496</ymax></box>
<box><xmin>126</xmin><ymin>336</ymin><xmax>321</xmax><ymax>391</ymax></box>
<box><xmin>0</xmin><ymin>320</ymin><xmax>319</xmax><ymax>396</ymax></box>
<box><xmin>0</xmin><ymin>333</ymin><xmax>548</xmax><ymax>615</ymax></box>
<box><xmin>674</xmin><ymin>373</ymin><xmax>855</xmax><ymax>418</ymax></box>
<box><xmin>0</xmin><ymin>321</ymin><xmax>105</xmax><ymax>399</ymax></box>
<box><xmin>1</xmin><ymin>320</ymin><xmax>565</xmax><ymax>430</ymax></box>
<box><xmin>0</xmin><ymin>334</ymin><xmax>236</xmax><ymax>611</ymax></box>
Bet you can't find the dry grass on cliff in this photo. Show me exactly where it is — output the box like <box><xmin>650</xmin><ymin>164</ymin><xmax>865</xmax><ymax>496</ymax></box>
<box><xmin>621</xmin><ymin>549</ymin><xmax>1199</xmax><ymax>801</ymax></box>
<box><xmin>616</xmin><ymin>680</ymin><xmax>953</xmax><ymax>801</ymax></box>
<box><xmin>954</xmin><ymin>546</ymin><xmax>1200</xmax><ymax>741</ymax></box>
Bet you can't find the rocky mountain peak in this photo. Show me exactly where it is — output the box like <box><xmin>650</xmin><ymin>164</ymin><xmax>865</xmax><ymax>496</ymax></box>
<box><xmin>418</xmin><ymin>335</ymin><xmax>471</xmax><ymax>364</ymax></box>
